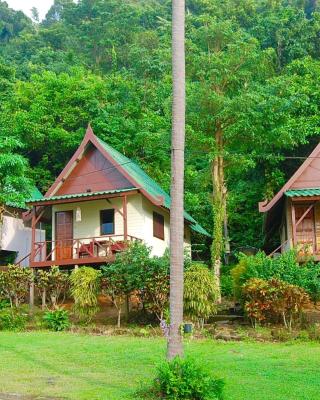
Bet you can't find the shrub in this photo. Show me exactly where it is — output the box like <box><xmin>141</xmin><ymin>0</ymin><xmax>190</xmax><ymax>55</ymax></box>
<box><xmin>0</xmin><ymin>265</ymin><xmax>33</xmax><ymax>307</ymax></box>
<box><xmin>154</xmin><ymin>357</ymin><xmax>224</xmax><ymax>400</ymax></box>
<box><xmin>141</xmin><ymin>253</ymin><xmax>169</xmax><ymax>322</ymax></box>
<box><xmin>232</xmin><ymin>250</ymin><xmax>320</xmax><ymax>302</ymax></box>
<box><xmin>102</xmin><ymin>243</ymin><xmax>170</xmax><ymax>326</ymax></box>
<box><xmin>0</xmin><ymin>299</ymin><xmax>10</xmax><ymax>310</ymax></box>
<box><xmin>184</xmin><ymin>264</ymin><xmax>219</xmax><ymax>328</ymax></box>
<box><xmin>35</xmin><ymin>266</ymin><xmax>69</xmax><ymax>309</ymax></box>
<box><xmin>43</xmin><ymin>309</ymin><xmax>70</xmax><ymax>331</ymax></box>
<box><xmin>243</xmin><ymin>278</ymin><xmax>310</xmax><ymax>329</ymax></box>
<box><xmin>220</xmin><ymin>274</ymin><xmax>233</xmax><ymax>298</ymax></box>
<box><xmin>0</xmin><ymin>308</ymin><xmax>27</xmax><ymax>331</ymax></box>
<box><xmin>70</xmin><ymin>267</ymin><xmax>101</xmax><ymax>322</ymax></box>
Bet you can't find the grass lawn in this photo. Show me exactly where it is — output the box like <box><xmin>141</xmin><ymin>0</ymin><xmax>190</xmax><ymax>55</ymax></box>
<box><xmin>0</xmin><ymin>332</ymin><xmax>319</xmax><ymax>400</ymax></box>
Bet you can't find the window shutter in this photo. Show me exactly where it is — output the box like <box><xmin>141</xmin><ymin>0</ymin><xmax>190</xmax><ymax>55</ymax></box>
<box><xmin>153</xmin><ymin>212</ymin><xmax>165</xmax><ymax>240</ymax></box>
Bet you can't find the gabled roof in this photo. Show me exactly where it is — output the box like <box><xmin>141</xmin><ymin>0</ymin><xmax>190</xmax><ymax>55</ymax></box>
<box><xmin>259</xmin><ymin>142</ymin><xmax>320</xmax><ymax>213</ymax></box>
<box><xmin>31</xmin><ymin>125</ymin><xmax>209</xmax><ymax>236</ymax></box>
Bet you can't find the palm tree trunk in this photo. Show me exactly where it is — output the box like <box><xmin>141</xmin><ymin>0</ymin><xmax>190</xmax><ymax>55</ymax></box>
<box><xmin>167</xmin><ymin>0</ymin><xmax>185</xmax><ymax>360</ymax></box>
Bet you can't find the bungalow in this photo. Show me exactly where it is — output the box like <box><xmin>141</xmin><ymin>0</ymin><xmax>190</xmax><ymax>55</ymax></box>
<box><xmin>0</xmin><ymin>188</ymin><xmax>45</xmax><ymax>267</ymax></box>
<box><xmin>259</xmin><ymin>142</ymin><xmax>320</xmax><ymax>259</ymax></box>
<box><xmin>25</xmin><ymin>125</ymin><xmax>208</xmax><ymax>268</ymax></box>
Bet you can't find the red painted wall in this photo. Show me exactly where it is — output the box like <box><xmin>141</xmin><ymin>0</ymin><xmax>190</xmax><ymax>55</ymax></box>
<box><xmin>56</xmin><ymin>145</ymin><xmax>133</xmax><ymax>195</ymax></box>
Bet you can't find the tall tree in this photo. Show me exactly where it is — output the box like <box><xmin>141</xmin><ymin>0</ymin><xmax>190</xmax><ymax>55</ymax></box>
<box><xmin>167</xmin><ymin>0</ymin><xmax>185</xmax><ymax>359</ymax></box>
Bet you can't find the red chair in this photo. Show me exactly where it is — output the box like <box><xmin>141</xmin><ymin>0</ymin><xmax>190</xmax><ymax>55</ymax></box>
<box><xmin>111</xmin><ymin>241</ymin><xmax>127</xmax><ymax>253</ymax></box>
<box><xmin>78</xmin><ymin>242</ymin><xmax>96</xmax><ymax>258</ymax></box>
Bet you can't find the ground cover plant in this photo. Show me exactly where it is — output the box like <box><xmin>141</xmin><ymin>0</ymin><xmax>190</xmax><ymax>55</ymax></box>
<box><xmin>0</xmin><ymin>333</ymin><xmax>319</xmax><ymax>400</ymax></box>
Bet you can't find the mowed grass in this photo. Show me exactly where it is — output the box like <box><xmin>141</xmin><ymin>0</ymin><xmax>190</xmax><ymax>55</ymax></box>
<box><xmin>0</xmin><ymin>332</ymin><xmax>319</xmax><ymax>400</ymax></box>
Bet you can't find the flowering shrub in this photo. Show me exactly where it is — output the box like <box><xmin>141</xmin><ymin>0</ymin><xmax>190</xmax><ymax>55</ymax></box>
<box><xmin>243</xmin><ymin>278</ymin><xmax>310</xmax><ymax>329</ymax></box>
<box><xmin>232</xmin><ymin>250</ymin><xmax>320</xmax><ymax>302</ymax></box>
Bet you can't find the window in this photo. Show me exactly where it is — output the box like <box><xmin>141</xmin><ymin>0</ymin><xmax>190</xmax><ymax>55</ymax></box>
<box><xmin>100</xmin><ymin>209</ymin><xmax>115</xmax><ymax>235</ymax></box>
<box><xmin>153</xmin><ymin>212</ymin><xmax>164</xmax><ymax>240</ymax></box>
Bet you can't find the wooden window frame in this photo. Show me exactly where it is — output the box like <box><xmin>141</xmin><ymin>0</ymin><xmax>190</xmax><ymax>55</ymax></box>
<box><xmin>153</xmin><ymin>211</ymin><xmax>165</xmax><ymax>240</ymax></box>
<box><xmin>100</xmin><ymin>209</ymin><xmax>115</xmax><ymax>236</ymax></box>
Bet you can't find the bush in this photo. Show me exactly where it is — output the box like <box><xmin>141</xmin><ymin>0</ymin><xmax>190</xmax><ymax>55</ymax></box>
<box><xmin>0</xmin><ymin>265</ymin><xmax>33</xmax><ymax>307</ymax></box>
<box><xmin>0</xmin><ymin>308</ymin><xmax>27</xmax><ymax>331</ymax></box>
<box><xmin>184</xmin><ymin>264</ymin><xmax>219</xmax><ymax>328</ymax></box>
<box><xmin>141</xmin><ymin>253</ymin><xmax>169</xmax><ymax>322</ymax></box>
<box><xmin>70</xmin><ymin>267</ymin><xmax>101</xmax><ymax>322</ymax></box>
<box><xmin>243</xmin><ymin>278</ymin><xmax>310</xmax><ymax>329</ymax></box>
<box><xmin>43</xmin><ymin>309</ymin><xmax>70</xmax><ymax>331</ymax></box>
<box><xmin>35</xmin><ymin>266</ymin><xmax>69</xmax><ymax>309</ymax></box>
<box><xmin>220</xmin><ymin>274</ymin><xmax>233</xmax><ymax>298</ymax></box>
<box><xmin>154</xmin><ymin>357</ymin><xmax>224</xmax><ymax>400</ymax></box>
<box><xmin>232</xmin><ymin>250</ymin><xmax>320</xmax><ymax>302</ymax></box>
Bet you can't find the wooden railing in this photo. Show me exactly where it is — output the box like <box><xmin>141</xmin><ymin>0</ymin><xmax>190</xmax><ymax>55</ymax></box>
<box><xmin>31</xmin><ymin>235</ymin><xmax>142</xmax><ymax>265</ymax></box>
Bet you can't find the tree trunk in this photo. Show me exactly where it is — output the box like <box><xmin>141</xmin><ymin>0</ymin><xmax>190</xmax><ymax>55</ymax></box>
<box><xmin>117</xmin><ymin>308</ymin><xmax>121</xmax><ymax>328</ymax></box>
<box><xmin>167</xmin><ymin>0</ymin><xmax>185</xmax><ymax>360</ymax></box>
<box><xmin>211</xmin><ymin>125</ymin><xmax>227</xmax><ymax>301</ymax></box>
<box><xmin>41</xmin><ymin>288</ymin><xmax>46</xmax><ymax>310</ymax></box>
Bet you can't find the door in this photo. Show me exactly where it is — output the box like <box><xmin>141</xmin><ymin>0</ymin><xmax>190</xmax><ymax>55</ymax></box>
<box><xmin>55</xmin><ymin>211</ymin><xmax>73</xmax><ymax>260</ymax></box>
<box><xmin>295</xmin><ymin>205</ymin><xmax>315</xmax><ymax>251</ymax></box>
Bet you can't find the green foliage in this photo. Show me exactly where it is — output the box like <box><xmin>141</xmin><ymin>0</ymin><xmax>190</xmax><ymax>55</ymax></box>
<box><xmin>70</xmin><ymin>267</ymin><xmax>101</xmax><ymax>322</ymax></box>
<box><xmin>141</xmin><ymin>253</ymin><xmax>170</xmax><ymax>322</ymax></box>
<box><xmin>102</xmin><ymin>242</ymin><xmax>151</xmax><ymax>327</ymax></box>
<box><xmin>35</xmin><ymin>266</ymin><xmax>69</xmax><ymax>308</ymax></box>
<box><xmin>102</xmin><ymin>242</ymin><xmax>170</xmax><ymax>325</ymax></box>
<box><xmin>43</xmin><ymin>308</ymin><xmax>70</xmax><ymax>332</ymax></box>
<box><xmin>184</xmin><ymin>264</ymin><xmax>219</xmax><ymax>326</ymax></box>
<box><xmin>0</xmin><ymin>308</ymin><xmax>27</xmax><ymax>331</ymax></box>
<box><xmin>232</xmin><ymin>251</ymin><xmax>320</xmax><ymax>302</ymax></box>
<box><xmin>0</xmin><ymin>265</ymin><xmax>33</xmax><ymax>307</ymax></box>
<box><xmin>0</xmin><ymin>135</ymin><xmax>32</xmax><ymax>207</ymax></box>
<box><xmin>2</xmin><ymin>0</ymin><xmax>320</xmax><ymax>253</ymax></box>
<box><xmin>220</xmin><ymin>274</ymin><xmax>233</xmax><ymax>298</ymax></box>
<box><xmin>153</xmin><ymin>357</ymin><xmax>224</xmax><ymax>400</ymax></box>
<box><xmin>243</xmin><ymin>278</ymin><xmax>310</xmax><ymax>329</ymax></box>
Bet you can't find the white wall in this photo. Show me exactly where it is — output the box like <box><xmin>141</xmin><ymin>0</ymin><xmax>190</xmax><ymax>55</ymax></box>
<box><xmin>142</xmin><ymin>197</ymin><xmax>191</xmax><ymax>257</ymax></box>
<box><xmin>0</xmin><ymin>215</ymin><xmax>45</xmax><ymax>267</ymax></box>
<box><xmin>51</xmin><ymin>194</ymin><xmax>192</xmax><ymax>258</ymax></box>
<box><xmin>52</xmin><ymin>195</ymin><xmax>145</xmax><ymax>242</ymax></box>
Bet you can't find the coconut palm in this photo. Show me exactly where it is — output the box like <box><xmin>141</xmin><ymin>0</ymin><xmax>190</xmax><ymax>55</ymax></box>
<box><xmin>167</xmin><ymin>0</ymin><xmax>185</xmax><ymax>360</ymax></box>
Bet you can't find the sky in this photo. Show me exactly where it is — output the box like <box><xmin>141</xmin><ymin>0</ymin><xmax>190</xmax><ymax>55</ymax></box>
<box><xmin>6</xmin><ymin>0</ymin><xmax>55</xmax><ymax>20</ymax></box>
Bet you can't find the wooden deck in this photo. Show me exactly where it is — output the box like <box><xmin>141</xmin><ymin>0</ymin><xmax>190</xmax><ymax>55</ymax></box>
<box><xmin>29</xmin><ymin>235</ymin><xmax>141</xmax><ymax>268</ymax></box>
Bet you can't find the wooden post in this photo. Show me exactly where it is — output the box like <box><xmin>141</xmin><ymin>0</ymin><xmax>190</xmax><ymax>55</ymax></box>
<box><xmin>30</xmin><ymin>206</ymin><xmax>36</xmax><ymax>265</ymax></box>
<box><xmin>29</xmin><ymin>268</ymin><xmax>35</xmax><ymax>310</ymax></box>
<box><xmin>291</xmin><ymin>201</ymin><xmax>296</xmax><ymax>246</ymax></box>
<box><xmin>123</xmin><ymin>195</ymin><xmax>128</xmax><ymax>241</ymax></box>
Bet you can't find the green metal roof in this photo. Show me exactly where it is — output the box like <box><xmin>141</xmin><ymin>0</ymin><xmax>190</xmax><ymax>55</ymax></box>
<box><xmin>97</xmin><ymin>138</ymin><xmax>210</xmax><ymax>236</ymax></box>
<box><xmin>29</xmin><ymin>188</ymin><xmax>136</xmax><ymax>203</ymax></box>
<box><xmin>285</xmin><ymin>188</ymin><xmax>320</xmax><ymax>197</ymax></box>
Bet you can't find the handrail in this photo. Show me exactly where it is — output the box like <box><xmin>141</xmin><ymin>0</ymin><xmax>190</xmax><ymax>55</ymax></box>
<box><xmin>268</xmin><ymin>240</ymin><xmax>289</xmax><ymax>257</ymax></box>
<box><xmin>31</xmin><ymin>234</ymin><xmax>143</xmax><ymax>263</ymax></box>
<box><xmin>33</xmin><ymin>234</ymin><xmax>141</xmax><ymax>245</ymax></box>
<box><xmin>16</xmin><ymin>252</ymin><xmax>31</xmax><ymax>266</ymax></box>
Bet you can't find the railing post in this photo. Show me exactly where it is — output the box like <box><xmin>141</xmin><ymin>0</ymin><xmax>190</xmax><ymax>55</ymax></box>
<box><xmin>123</xmin><ymin>195</ymin><xmax>128</xmax><ymax>241</ymax></box>
<box><xmin>291</xmin><ymin>201</ymin><xmax>296</xmax><ymax>246</ymax></box>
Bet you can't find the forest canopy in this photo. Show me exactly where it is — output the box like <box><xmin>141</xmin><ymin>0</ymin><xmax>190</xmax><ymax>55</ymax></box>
<box><xmin>1</xmin><ymin>0</ymin><xmax>320</xmax><ymax>257</ymax></box>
